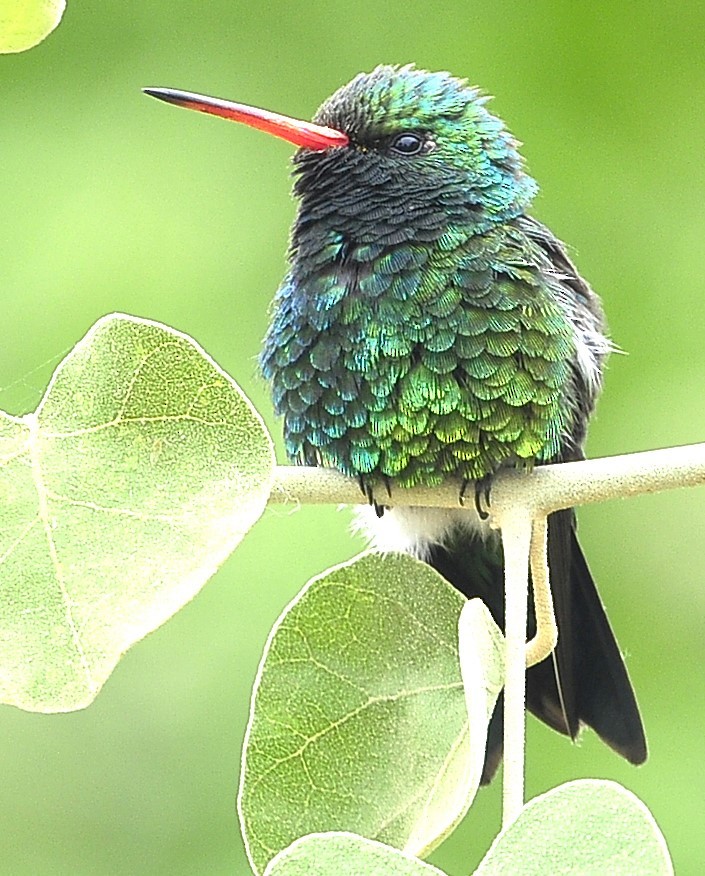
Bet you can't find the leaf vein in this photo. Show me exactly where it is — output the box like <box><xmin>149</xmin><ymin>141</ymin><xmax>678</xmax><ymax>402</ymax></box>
<box><xmin>26</xmin><ymin>412</ymin><xmax>96</xmax><ymax>692</ymax></box>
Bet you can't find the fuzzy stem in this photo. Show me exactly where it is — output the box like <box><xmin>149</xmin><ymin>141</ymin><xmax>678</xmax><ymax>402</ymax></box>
<box><xmin>268</xmin><ymin>442</ymin><xmax>705</xmax><ymax>512</ymax></box>
<box><xmin>496</xmin><ymin>508</ymin><xmax>532</xmax><ymax>827</ymax></box>
<box><xmin>525</xmin><ymin>516</ymin><xmax>556</xmax><ymax>668</ymax></box>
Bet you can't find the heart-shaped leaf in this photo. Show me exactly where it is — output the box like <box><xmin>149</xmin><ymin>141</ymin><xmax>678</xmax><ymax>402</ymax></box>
<box><xmin>475</xmin><ymin>779</ymin><xmax>673</xmax><ymax>875</ymax></box>
<box><xmin>0</xmin><ymin>313</ymin><xmax>275</xmax><ymax>712</ymax></box>
<box><xmin>264</xmin><ymin>832</ymin><xmax>449</xmax><ymax>876</ymax></box>
<box><xmin>0</xmin><ymin>0</ymin><xmax>66</xmax><ymax>53</ymax></box>
<box><xmin>239</xmin><ymin>551</ymin><xmax>505</xmax><ymax>874</ymax></box>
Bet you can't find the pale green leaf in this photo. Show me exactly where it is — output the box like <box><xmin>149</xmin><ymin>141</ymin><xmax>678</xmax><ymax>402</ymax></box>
<box><xmin>457</xmin><ymin>601</ymin><xmax>505</xmax><ymax>810</ymax></box>
<box><xmin>404</xmin><ymin>599</ymin><xmax>505</xmax><ymax>855</ymax></box>
<box><xmin>264</xmin><ymin>832</ymin><xmax>449</xmax><ymax>876</ymax></box>
<box><xmin>0</xmin><ymin>0</ymin><xmax>66</xmax><ymax>53</ymax></box>
<box><xmin>239</xmin><ymin>551</ymin><xmax>504</xmax><ymax>874</ymax></box>
<box><xmin>0</xmin><ymin>313</ymin><xmax>275</xmax><ymax>712</ymax></box>
<box><xmin>475</xmin><ymin>779</ymin><xmax>673</xmax><ymax>875</ymax></box>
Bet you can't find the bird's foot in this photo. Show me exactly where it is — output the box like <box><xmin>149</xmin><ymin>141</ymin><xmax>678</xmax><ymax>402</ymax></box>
<box><xmin>475</xmin><ymin>474</ymin><xmax>492</xmax><ymax>520</ymax></box>
<box><xmin>357</xmin><ymin>474</ymin><xmax>388</xmax><ymax>518</ymax></box>
<box><xmin>460</xmin><ymin>475</ymin><xmax>492</xmax><ymax>520</ymax></box>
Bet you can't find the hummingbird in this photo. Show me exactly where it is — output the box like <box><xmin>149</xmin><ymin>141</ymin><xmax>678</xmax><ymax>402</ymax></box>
<box><xmin>144</xmin><ymin>65</ymin><xmax>647</xmax><ymax>781</ymax></box>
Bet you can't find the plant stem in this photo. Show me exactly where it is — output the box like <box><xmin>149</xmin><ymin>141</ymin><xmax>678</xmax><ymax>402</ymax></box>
<box><xmin>525</xmin><ymin>517</ymin><xmax>556</xmax><ymax>668</ymax></box>
<box><xmin>268</xmin><ymin>442</ymin><xmax>705</xmax><ymax>513</ymax></box>
<box><xmin>497</xmin><ymin>507</ymin><xmax>532</xmax><ymax>828</ymax></box>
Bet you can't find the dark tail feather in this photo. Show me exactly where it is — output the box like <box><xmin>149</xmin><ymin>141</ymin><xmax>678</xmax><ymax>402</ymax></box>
<box><xmin>556</xmin><ymin>511</ymin><xmax>647</xmax><ymax>763</ymax></box>
<box><xmin>426</xmin><ymin>509</ymin><xmax>646</xmax><ymax>784</ymax></box>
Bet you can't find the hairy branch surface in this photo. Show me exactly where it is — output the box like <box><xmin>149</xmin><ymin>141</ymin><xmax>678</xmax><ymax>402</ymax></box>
<box><xmin>269</xmin><ymin>442</ymin><xmax>705</xmax><ymax>514</ymax></box>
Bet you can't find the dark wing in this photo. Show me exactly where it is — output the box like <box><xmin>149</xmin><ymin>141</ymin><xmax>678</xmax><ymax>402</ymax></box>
<box><xmin>518</xmin><ymin>214</ymin><xmax>611</xmax><ymax>460</ymax></box>
<box><xmin>426</xmin><ymin>510</ymin><xmax>646</xmax><ymax>785</ymax></box>
<box><xmin>529</xmin><ymin>510</ymin><xmax>647</xmax><ymax>764</ymax></box>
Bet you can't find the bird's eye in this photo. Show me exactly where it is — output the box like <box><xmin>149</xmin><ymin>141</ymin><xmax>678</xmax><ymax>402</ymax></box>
<box><xmin>389</xmin><ymin>132</ymin><xmax>424</xmax><ymax>156</ymax></box>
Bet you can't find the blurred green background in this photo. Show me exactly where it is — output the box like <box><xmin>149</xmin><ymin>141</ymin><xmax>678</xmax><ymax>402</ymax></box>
<box><xmin>2</xmin><ymin>1</ymin><xmax>705</xmax><ymax>873</ymax></box>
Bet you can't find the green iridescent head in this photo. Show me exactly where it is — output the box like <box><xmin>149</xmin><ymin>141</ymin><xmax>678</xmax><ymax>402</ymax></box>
<box><xmin>292</xmin><ymin>64</ymin><xmax>537</xmax><ymax>231</ymax></box>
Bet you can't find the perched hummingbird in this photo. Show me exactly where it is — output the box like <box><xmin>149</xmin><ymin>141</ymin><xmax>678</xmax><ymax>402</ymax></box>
<box><xmin>145</xmin><ymin>65</ymin><xmax>646</xmax><ymax>781</ymax></box>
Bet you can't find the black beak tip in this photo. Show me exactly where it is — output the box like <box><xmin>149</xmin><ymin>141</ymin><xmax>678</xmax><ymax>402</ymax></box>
<box><xmin>143</xmin><ymin>87</ymin><xmax>176</xmax><ymax>105</ymax></box>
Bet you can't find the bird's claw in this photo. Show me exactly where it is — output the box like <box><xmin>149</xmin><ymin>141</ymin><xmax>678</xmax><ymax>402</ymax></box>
<box><xmin>458</xmin><ymin>477</ymin><xmax>492</xmax><ymax>519</ymax></box>
<box><xmin>358</xmin><ymin>474</ymin><xmax>386</xmax><ymax>518</ymax></box>
<box><xmin>382</xmin><ymin>475</ymin><xmax>392</xmax><ymax>499</ymax></box>
<box><xmin>357</xmin><ymin>473</ymin><xmax>368</xmax><ymax>499</ymax></box>
<box><xmin>473</xmin><ymin>475</ymin><xmax>492</xmax><ymax>521</ymax></box>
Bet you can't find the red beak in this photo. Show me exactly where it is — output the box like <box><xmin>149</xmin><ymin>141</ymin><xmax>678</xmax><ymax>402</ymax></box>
<box><xmin>143</xmin><ymin>87</ymin><xmax>349</xmax><ymax>151</ymax></box>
